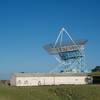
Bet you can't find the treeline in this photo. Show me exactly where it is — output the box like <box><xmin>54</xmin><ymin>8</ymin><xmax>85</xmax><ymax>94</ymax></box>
<box><xmin>0</xmin><ymin>80</ymin><xmax>10</xmax><ymax>85</ymax></box>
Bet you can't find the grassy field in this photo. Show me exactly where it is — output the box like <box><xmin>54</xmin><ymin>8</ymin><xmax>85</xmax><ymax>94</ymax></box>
<box><xmin>0</xmin><ymin>83</ymin><xmax>100</xmax><ymax>100</ymax></box>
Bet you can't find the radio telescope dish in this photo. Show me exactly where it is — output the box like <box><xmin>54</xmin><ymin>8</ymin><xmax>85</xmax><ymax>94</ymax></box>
<box><xmin>44</xmin><ymin>28</ymin><xmax>87</xmax><ymax>73</ymax></box>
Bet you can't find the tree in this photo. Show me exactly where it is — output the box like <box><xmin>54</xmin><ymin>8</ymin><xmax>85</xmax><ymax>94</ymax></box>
<box><xmin>92</xmin><ymin>66</ymin><xmax>100</xmax><ymax>72</ymax></box>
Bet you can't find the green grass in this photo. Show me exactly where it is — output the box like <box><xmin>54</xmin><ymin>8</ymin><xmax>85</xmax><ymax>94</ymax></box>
<box><xmin>0</xmin><ymin>83</ymin><xmax>100</xmax><ymax>100</ymax></box>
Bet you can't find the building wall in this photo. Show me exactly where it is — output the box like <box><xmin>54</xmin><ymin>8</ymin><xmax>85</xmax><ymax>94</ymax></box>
<box><xmin>10</xmin><ymin>75</ymin><xmax>16</xmax><ymax>86</ymax></box>
<box><xmin>11</xmin><ymin>76</ymin><xmax>91</xmax><ymax>86</ymax></box>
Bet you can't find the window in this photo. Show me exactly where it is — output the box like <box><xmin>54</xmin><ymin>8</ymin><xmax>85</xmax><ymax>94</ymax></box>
<box><xmin>75</xmin><ymin>79</ymin><xmax>78</xmax><ymax>81</ymax></box>
<box><xmin>17</xmin><ymin>80</ymin><xmax>21</xmax><ymax>84</ymax></box>
<box><xmin>24</xmin><ymin>80</ymin><xmax>28</xmax><ymax>84</ymax></box>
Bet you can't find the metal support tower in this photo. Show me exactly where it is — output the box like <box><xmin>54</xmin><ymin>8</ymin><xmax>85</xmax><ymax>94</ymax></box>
<box><xmin>44</xmin><ymin>27</ymin><xmax>87</xmax><ymax>73</ymax></box>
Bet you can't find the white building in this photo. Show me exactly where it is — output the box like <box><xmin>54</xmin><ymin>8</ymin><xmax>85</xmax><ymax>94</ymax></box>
<box><xmin>10</xmin><ymin>72</ymin><xmax>92</xmax><ymax>86</ymax></box>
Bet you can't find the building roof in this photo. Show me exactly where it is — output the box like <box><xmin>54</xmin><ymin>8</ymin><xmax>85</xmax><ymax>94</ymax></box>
<box><xmin>12</xmin><ymin>72</ymin><xmax>88</xmax><ymax>77</ymax></box>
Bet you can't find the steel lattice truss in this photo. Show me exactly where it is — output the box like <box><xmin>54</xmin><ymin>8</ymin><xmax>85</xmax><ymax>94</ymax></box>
<box><xmin>44</xmin><ymin>28</ymin><xmax>87</xmax><ymax>73</ymax></box>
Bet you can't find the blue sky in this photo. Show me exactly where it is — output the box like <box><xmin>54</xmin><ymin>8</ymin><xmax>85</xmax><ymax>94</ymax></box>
<box><xmin>0</xmin><ymin>0</ymin><xmax>100</xmax><ymax>79</ymax></box>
